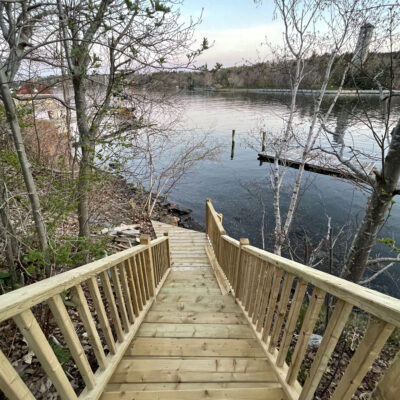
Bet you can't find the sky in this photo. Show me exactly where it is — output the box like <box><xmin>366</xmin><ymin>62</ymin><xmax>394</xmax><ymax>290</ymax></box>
<box><xmin>180</xmin><ymin>0</ymin><xmax>281</xmax><ymax>68</ymax></box>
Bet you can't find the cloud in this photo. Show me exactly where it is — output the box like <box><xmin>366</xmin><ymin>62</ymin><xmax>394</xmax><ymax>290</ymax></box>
<box><xmin>193</xmin><ymin>23</ymin><xmax>283</xmax><ymax>67</ymax></box>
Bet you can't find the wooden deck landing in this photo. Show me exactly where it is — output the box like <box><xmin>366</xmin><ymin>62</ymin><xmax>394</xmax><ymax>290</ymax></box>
<box><xmin>101</xmin><ymin>221</ymin><xmax>286</xmax><ymax>399</ymax></box>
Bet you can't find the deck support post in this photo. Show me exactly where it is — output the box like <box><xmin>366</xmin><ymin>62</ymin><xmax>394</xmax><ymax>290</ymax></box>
<box><xmin>141</xmin><ymin>235</ymin><xmax>156</xmax><ymax>297</ymax></box>
<box><xmin>234</xmin><ymin>238</ymin><xmax>249</xmax><ymax>298</ymax></box>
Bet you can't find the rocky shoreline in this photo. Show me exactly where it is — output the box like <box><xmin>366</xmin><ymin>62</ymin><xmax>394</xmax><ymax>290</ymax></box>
<box><xmin>88</xmin><ymin>173</ymin><xmax>204</xmax><ymax>248</ymax></box>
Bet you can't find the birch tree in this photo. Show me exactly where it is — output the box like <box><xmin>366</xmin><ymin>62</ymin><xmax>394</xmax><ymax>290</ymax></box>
<box><xmin>258</xmin><ymin>0</ymin><xmax>362</xmax><ymax>255</ymax></box>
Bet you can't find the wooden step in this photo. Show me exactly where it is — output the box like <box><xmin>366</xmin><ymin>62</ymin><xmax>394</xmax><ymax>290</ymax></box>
<box><xmin>151</xmin><ymin>301</ymin><xmax>239</xmax><ymax>313</ymax></box>
<box><xmin>144</xmin><ymin>311</ymin><xmax>247</xmax><ymax>324</ymax></box>
<box><xmin>137</xmin><ymin>323</ymin><xmax>254</xmax><ymax>338</ymax></box>
<box><xmin>159</xmin><ymin>288</ymin><xmax>221</xmax><ymax>295</ymax></box>
<box><xmin>155</xmin><ymin>294</ymin><xmax>235</xmax><ymax>304</ymax></box>
<box><xmin>127</xmin><ymin>338</ymin><xmax>265</xmax><ymax>357</ymax></box>
<box><xmin>109</xmin><ymin>358</ymin><xmax>278</xmax><ymax>383</ymax></box>
<box><xmin>101</xmin><ymin>385</ymin><xmax>285</xmax><ymax>399</ymax></box>
<box><xmin>171</xmin><ymin>267</ymin><xmax>214</xmax><ymax>274</ymax></box>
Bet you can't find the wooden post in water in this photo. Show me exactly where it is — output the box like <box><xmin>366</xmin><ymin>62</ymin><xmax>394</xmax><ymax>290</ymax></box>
<box><xmin>231</xmin><ymin>129</ymin><xmax>235</xmax><ymax>160</ymax></box>
<box><xmin>262</xmin><ymin>131</ymin><xmax>266</xmax><ymax>152</ymax></box>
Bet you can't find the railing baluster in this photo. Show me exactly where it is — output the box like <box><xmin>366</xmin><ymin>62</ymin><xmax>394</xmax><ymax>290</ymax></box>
<box><xmin>118</xmin><ymin>263</ymin><xmax>136</xmax><ymax>324</ymax></box>
<box><xmin>99</xmin><ymin>271</ymin><xmax>124</xmax><ymax>342</ymax></box>
<box><xmin>286</xmin><ymin>286</ymin><xmax>325</xmax><ymax>385</ymax></box>
<box><xmin>141</xmin><ymin>235</ymin><xmax>156</xmax><ymax>297</ymax></box>
<box><xmin>87</xmin><ymin>276</ymin><xmax>117</xmax><ymax>355</ymax></box>
<box><xmin>125</xmin><ymin>258</ymin><xmax>140</xmax><ymax>316</ymax></box>
<box><xmin>130</xmin><ymin>256</ymin><xmax>144</xmax><ymax>311</ymax></box>
<box><xmin>277</xmin><ymin>279</ymin><xmax>308</xmax><ymax>367</ymax></box>
<box><xmin>244</xmin><ymin>255</ymin><xmax>256</xmax><ymax>311</ymax></box>
<box><xmin>70</xmin><ymin>284</ymin><xmax>107</xmax><ymax>370</ymax></box>
<box><xmin>256</xmin><ymin>265</ymin><xmax>274</xmax><ymax>332</ymax></box>
<box><xmin>13</xmin><ymin>310</ymin><xmax>78</xmax><ymax>400</ymax></box>
<box><xmin>372</xmin><ymin>349</ymin><xmax>400</xmax><ymax>400</ymax></box>
<box><xmin>234</xmin><ymin>238</ymin><xmax>249</xmax><ymax>298</ymax></box>
<box><xmin>269</xmin><ymin>273</ymin><xmax>295</xmax><ymax>353</ymax></box>
<box><xmin>248</xmin><ymin>258</ymin><xmax>262</xmax><ymax>317</ymax></box>
<box><xmin>0</xmin><ymin>349</ymin><xmax>35</xmax><ymax>400</ymax></box>
<box><xmin>299</xmin><ymin>299</ymin><xmax>353</xmax><ymax>400</ymax></box>
<box><xmin>240</xmin><ymin>252</ymin><xmax>249</xmax><ymax>302</ymax></box>
<box><xmin>331</xmin><ymin>317</ymin><xmax>394</xmax><ymax>400</ymax></box>
<box><xmin>138</xmin><ymin>251</ymin><xmax>150</xmax><ymax>300</ymax></box>
<box><xmin>47</xmin><ymin>294</ymin><xmax>95</xmax><ymax>389</ymax></box>
<box><xmin>252</xmin><ymin>264</ymin><xmax>267</xmax><ymax>325</ymax></box>
<box><xmin>262</xmin><ymin>268</ymin><xmax>284</xmax><ymax>342</ymax></box>
<box><xmin>110</xmin><ymin>266</ymin><xmax>130</xmax><ymax>332</ymax></box>
<box><xmin>135</xmin><ymin>253</ymin><xmax>147</xmax><ymax>303</ymax></box>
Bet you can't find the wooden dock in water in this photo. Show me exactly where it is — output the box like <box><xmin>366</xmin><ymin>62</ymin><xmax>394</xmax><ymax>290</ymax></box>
<box><xmin>1</xmin><ymin>200</ymin><xmax>400</xmax><ymax>400</ymax></box>
<box><xmin>258</xmin><ymin>149</ymin><xmax>375</xmax><ymax>180</ymax></box>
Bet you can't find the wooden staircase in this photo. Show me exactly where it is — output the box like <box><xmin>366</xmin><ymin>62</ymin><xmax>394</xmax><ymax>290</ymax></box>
<box><xmin>101</xmin><ymin>221</ymin><xmax>286</xmax><ymax>399</ymax></box>
<box><xmin>1</xmin><ymin>200</ymin><xmax>400</xmax><ymax>400</ymax></box>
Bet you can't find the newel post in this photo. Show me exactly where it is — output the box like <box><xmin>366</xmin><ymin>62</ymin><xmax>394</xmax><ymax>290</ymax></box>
<box><xmin>206</xmin><ymin>198</ymin><xmax>211</xmax><ymax>236</ymax></box>
<box><xmin>163</xmin><ymin>232</ymin><xmax>171</xmax><ymax>269</ymax></box>
<box><xmin>140</xmin><ymin>234</ymin><xmax>156</xmax><ymax>297</ymax></box>
<box><xmin>234</xmin><ymin>238</ymin><xmax>249</xmax><ymax>299</ymax></box>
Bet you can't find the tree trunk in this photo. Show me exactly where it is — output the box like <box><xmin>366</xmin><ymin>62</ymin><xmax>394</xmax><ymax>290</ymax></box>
<box><xmin>344</xmin><ymin>118</ymin><xmax>400</xmax><ymax>283</ymax></box>
<box><xmin>72</xmin><ymin>75</ymin><xmax>93</xmax><ymax>237</ymax></box>
<box><xmin>0</xmin><ymin>179</ymin><xmax>19</xmax><ymax>287</ymax></box>
<box><xmin>0</xmin><ymin>69</ymin><xmax>48</xmax><ymax>255</ymax></box>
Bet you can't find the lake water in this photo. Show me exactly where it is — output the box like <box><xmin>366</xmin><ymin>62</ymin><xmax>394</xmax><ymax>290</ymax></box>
<box><xmin>162</xmin><ymin>90</ymin><xmax>400</xmax><ymax>296</ymax></box>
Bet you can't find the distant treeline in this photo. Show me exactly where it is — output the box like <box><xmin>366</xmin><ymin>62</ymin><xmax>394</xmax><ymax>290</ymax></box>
<box><xmin>134</xmin><ymin>51</ymin><xmax>400</xmax><ymax>91</ymax></box>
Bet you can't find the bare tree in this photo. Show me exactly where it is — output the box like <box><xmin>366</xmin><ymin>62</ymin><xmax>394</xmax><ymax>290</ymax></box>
<box><xmin>0</xmin><ymin>1</ymin><xmax>53</xmax><ymax>256</ymax></box>
<box><xmin>55</xmin><ymin>0</ymin><xmax>205</xmax><ymax>236</ymax></box>
<box><xmin>258</xmin><ymin>0</ymin><xmax>362</xmax><ymax>255</ymax></box>
<box><xmin>320</xmin><ymin>4</ymin><xmax>400</xmax><ymax>283</ymax></box>
<box><xmin>0</xmin><ymin>177</ymin><xmax>18</xmax><ymax>287</ymax></box>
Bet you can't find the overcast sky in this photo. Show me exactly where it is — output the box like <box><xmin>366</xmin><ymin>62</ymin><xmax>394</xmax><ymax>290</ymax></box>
<box><xmin>181</xmin><ymin>0</ymin><xmax>282</xmax><ymax>68</ymax></box>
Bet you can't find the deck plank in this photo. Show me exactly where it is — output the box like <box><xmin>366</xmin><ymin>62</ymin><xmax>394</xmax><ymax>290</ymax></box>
<box><xmin>126</xmin><ymin>338</ymin><xmax>265</xmax><ymax>357</ymax></box>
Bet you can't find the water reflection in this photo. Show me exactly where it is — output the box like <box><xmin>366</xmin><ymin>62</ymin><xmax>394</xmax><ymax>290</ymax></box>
<box><xmin>157</xmin><ymin>90</ymin><xmax>400</xmax><ymax>296</ymax></box>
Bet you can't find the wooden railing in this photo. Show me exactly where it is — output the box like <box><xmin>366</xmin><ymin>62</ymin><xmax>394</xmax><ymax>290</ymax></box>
<box><xmin>0</xmin><ymin>234</ymin><xmax>171</xmax><ymax>400</ymax></box>
<box><xmin>206</xmin><ymin>198</ymin><xmax>400</xmax><ymax>400</ymax></box>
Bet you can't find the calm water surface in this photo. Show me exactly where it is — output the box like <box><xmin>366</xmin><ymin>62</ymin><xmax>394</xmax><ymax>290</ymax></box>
<box><xmin>161</xmin><ymin>91</ymin><xmax>400</xmax><ymax>295</ymax></box>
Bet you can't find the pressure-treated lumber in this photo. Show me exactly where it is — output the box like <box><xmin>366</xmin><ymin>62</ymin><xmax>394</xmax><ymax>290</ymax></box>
<box><xmin>102</xmin><ymin>221</ymin><xmax>286</xmax><ymax>400</ymax></box>
<box><xmin>47</xmin><ymin>294</ymin><xmax>95</xmax><ymax>389</ymax></box>
<box><xmin>0</xmin><ymin>243</ymin><xmax>163</xmax><ymax>322</ymax></box>
<box><xmin>79</xmin><ymin>267</ymin><xmax>171</xmax><ymax>400</ymax></box>
<box><xmin>70</xmin><ymin>284</ymin><xmax>107</xmax><ymax>370</ymax></box>
<box><xmin>87</xmin><ymin>276</ymin><xmax>117</xmax><ymax>355</ymax></box>
<box><xmin>331</xmin><ymin>317</ymin><xmax>394</xmax><ymax>400</ymax></box>
<box><xmin>100</xmin><ymin>270</ymin><xmax>124</xmax><ymax>342</ymax></box>
<box><xmin>126</xmin><ymin>338</ymin><xmax>265</xmax><ymax>357</ymax></box>
<box><xmin>0</xmin><ymin>350</ymin><xmax>35</xmax><ymax>400</ymax></box>
<box><xmin>137</xmin><ymin>322</ymin><xmax>254</xmax><ymax>338</ymax></box>
<box><xmin>102</xmin><ymin>384</ymin><xmax>285</xmax><ymax>400</ymax></box>
<box><xmin>299</xmin><ymin>300</ymin><xmax>353</xmax><ymax>400</ymax></box>
<box><xmin>243</xmin><ymin>244</ymin><xmax>400</xmax><ymax>327</ymax></box>
<box><xmin>372</xmin><ymin>351</ymin><xmax>400</xmax><ymax>400</ymax></box>
<box><xmin>144</xmin><ymin>310</ymin><xmax>247</xmax><ymax>324</ymax></box>
<box><xmin>13</xmin><ymin>310</ymin><xmax>78</xmax><ymax>400</ymax></box>
<box><xmin>109</xmin><ymin>358</ymin><xmax>278</xmax><ymax>383</ymax></box>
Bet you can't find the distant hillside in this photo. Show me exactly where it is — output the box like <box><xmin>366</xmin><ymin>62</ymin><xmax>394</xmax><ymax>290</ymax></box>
<box><xmin>135</xmin><ymin>52</ymin><xmax>400</xmax><ymax>91</ymax></box>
